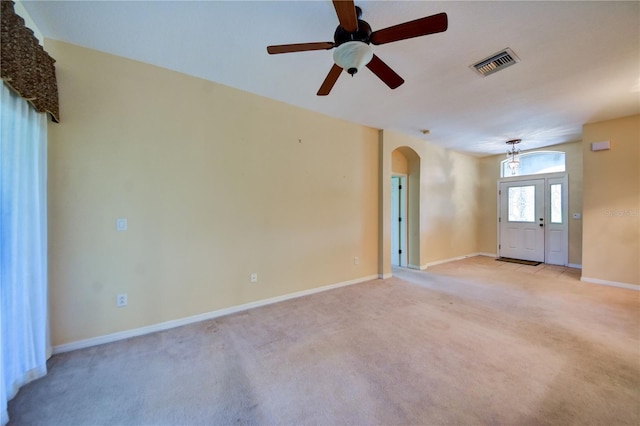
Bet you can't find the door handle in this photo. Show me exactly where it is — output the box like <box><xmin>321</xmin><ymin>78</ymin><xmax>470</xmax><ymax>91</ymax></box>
<box><xmin>539</xmin><ymin>223</ymin><xmax>544</xmax><ymax>227</ymax></box>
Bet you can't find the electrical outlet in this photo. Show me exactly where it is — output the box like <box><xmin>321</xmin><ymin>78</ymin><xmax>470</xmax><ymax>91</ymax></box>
<box><xmin>354</xmin><ymin>256</ymin><xmax>359</xmax><ymax>265</ymax></box>
<box><xmin>250</xmin><ymin>273</ymin><xmax>258</xmax><ymax>283</ymax></box>
<box><xmin>116</xmin><ymin>293</ymin><xmax>128</xmax><ymax>307</ymax></box>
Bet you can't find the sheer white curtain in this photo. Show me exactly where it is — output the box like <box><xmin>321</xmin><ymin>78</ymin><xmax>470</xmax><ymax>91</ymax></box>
<box><xmin>0</xmin><ymin>82</ymin><xmax>49</xmax><ymax>426</ymax></box>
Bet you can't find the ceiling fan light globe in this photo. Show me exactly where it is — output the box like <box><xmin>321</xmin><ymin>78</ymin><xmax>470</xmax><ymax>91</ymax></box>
<box><xmin>333</xmin><ymin>41</ymin><xmax>374</xmax><ymax>76</ymax></box>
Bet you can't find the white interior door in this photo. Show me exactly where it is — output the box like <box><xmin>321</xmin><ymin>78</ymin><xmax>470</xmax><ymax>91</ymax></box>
<box><xmin>391</xmin><ymin>177</ymin><xmax>400</xmax><ymax>266</ymax></box>
<box><xmin>499</xmin><ymin>179</ymin><xmax>545</xmax><ymax>262</ymax></box>
<box><xmin>391</xmin><ymin>176</ymin><xmax>407</xmax><ymax>267</ymax></box>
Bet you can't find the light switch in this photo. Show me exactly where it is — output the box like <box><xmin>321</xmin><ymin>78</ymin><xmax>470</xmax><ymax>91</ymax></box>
<box><xmin>116</xmin><ymin>218</ymin><xmax>128</xmax><ymax>231</ymax></box>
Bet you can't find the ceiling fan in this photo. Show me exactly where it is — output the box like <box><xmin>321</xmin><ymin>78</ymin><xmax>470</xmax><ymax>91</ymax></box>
<box><xmin>266</xmin><ymin>0</ymin><xmax>448</xmax><ymax>96</ymax></box>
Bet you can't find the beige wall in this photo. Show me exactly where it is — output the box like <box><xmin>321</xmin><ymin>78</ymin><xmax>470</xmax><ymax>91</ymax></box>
<box><xmin>379</xmin><ymin>130</ymin><xmax>479</xmax><ymax>275</ymax></box>
<box><xmin>44</xmin><ymin>39</ymin><xmax>637</xmax><ymax>348</ymax></box>
<box><xmin>46</xmin><ymin>40</ymin><xmax>380</xmax><ymax>346</ymax></box>
<box><xmin>391</xmin><ymin>149</ymin><xmax>408</xmax><ymax>174</ymax></box>
<box><xmin>477</xmin><ymin>141</ymin><xmax>584</xmax><ymax>266</ymax></box>
<box><xmin>582</xmin><ymin>115</ymin><xmax>639</xmax><ymax>286</ymax></box>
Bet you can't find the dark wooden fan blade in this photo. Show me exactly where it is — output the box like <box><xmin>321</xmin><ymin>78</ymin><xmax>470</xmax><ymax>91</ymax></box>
<box><xmin>267</xmin><ymin>42</ymin><xmax>335</xmax><ymax>54</ymax></box>
<box><xmin>317</xmin><ymin>64</ymin><xmax>343</xmax><ymax>96</ymax></box>
<box><xmin>332</xmin><ymin>0</ymin><xmax>358</xmax><ymax>32</ymax></box>
<box><xmin>366</xmin><ymin>54</ymin><xmax>404</xmax><ymax>89</ymax></box>
<box><xmin>370</xmin><ymin>12</ymin><xmax>448</xmax><ymax>45</ymax></box>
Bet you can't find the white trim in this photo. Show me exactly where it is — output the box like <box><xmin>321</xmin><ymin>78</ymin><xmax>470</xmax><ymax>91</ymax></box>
<box><xmin>580</xmin><ymin>277</ymin><xmax>639</xmax><ymax>291</ymax></box>
<box><xmin>568</xmin><ymin>263</ymin><xmax>582</xmax><ymax>269</ymax></box>
<box><xmin>379</xmin><ymin>273</ymin><xmax>393</xmax><ymax>279</ymax></box>
<box><xmin>476</xmin><ymin>252</ymin><xmax>497</xmax><ymax>258</ymax></box>
<box><xmin>52</xmin><ymin>274</ymin><xmax>379</xmax><ymax>354</ymax></box>
<box><xmin>407</xmin><ymin>264</ymin><xmax>421</xmax><ymax>270</ymax></box>
<box><xmin>421</xmin><ymin>253</ymin><xmax>495</xmax><ymax>270</ymax></box>
<box><xmin>498</xmin><ymin>170</ymin><xmax>568</xmax><ymax>183</ymax></box>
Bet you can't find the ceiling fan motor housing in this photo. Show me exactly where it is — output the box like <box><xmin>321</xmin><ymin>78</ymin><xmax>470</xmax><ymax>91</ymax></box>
<box><xmin>334</xmin><ymin>19</ymin><xmax>372</xmax><ymax>47</ymax></box>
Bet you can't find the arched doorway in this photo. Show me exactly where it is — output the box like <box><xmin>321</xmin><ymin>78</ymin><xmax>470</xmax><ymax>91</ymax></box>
<box><xmin>390</xmin><ymin>147</ymin><xmax>420</xmax><ymax>270</ymax></box>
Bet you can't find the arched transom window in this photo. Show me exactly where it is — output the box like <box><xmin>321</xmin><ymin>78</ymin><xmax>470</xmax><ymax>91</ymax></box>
<box><xmin>501</xmin><ymin>151</ymin><xmax>566</xmax><ymax>177</ymax></box>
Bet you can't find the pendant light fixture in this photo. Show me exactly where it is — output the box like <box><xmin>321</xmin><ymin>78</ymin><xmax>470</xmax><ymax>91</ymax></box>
<box><xmin>506</xmin><ymin>139</ymin><xmax>522</xmax><ymax>175</ymax></box>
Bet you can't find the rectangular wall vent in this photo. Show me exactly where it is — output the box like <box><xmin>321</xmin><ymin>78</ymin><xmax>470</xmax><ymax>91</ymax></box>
<box><xmin>471</xmin><ymin>48</ymin><xmax>520</xmax><ymax>77</ymax></box>
<box><xmin>591</xmin><ymin>140</ymin><xmax>611</xmax><ymax>151</ymax></box>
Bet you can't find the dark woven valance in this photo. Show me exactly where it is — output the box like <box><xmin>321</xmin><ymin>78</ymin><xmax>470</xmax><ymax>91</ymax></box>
<box><xmin>1</xmin><ymin>0</ymin><xmax>59</xmax><ymax>122</ymax></box>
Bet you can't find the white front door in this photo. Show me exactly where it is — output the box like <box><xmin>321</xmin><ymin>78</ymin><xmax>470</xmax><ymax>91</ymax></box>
<box><xmin>499</xmin><ymin>179</ymin><xmax>545</xmax><ymax>262</ymax></box>
<box><xmin>498</xmin><ymin>174</ymin><xmax>569</xmax><ymax>265</ymax></box>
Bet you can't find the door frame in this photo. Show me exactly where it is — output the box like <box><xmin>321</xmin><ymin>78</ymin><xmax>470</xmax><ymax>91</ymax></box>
<box><xmin>391</xmin><ymin>173</ymin><xmax>408</xmax><ymax>267</ymax></box>
<box><xmin>497</xmin><ymin>172</ymin><xmax>569</xmax><ymax>265</ymax></box>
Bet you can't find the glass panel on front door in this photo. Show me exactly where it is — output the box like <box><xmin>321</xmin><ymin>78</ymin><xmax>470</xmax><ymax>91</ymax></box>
<box><xmin>508</xmin><ymin>186</ymin><xmax>535</xmax><ymax>222</ymax></box>
<box><xmin>550</xmin><ymin>183</ymin><xmax>562</xmax><ymax>224</ymax></box>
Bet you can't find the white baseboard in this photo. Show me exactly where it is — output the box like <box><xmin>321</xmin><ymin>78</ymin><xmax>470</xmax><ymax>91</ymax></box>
<box><xmin>476</xmin><ymin>252</ymin><xmax>498</xmax><ymax>258</ymax></box>
<box><xmin>568</xmin><ymin>263</ymin><xmax>582</xmax><ymax>269</ymax></box>
<box><xmin>421</xmin><ymin>252</ymin><xmax>496</xmax><ymax>270</ymax></box>
<box><xmin>580</xmin><ymin>277</ymin><xmax>639</xmax><ymax>291</ymax></box>
<box><xmin>379</xmin><ymin>273</ymin><xmax>393</xmax><ymax>279</ymax></box>
<box><xmin>52</xmin><ymin>274</ymin><xmax>379</xmax><ymax>355</ymax></box>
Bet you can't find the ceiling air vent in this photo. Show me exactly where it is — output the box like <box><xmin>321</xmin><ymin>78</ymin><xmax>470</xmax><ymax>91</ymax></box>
<box><xmin>471</xmin><ymin>48</ymin><xmax>520</xmax><ymax>77</ymax></box>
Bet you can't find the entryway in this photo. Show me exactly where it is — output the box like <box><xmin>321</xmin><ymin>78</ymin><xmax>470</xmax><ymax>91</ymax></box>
<box><xmin>389</xmin><ymin>146</ymin><xmax>420</xmax><ymax>273</ymax></box>
<box><xmin>391</xmin><ymin>175</ymin><xmax>407</xmax><ymax>267</ymax></box>
<box><xmin>498</xmin><ymin>173</ymin><xmax>568</xmax><ymax>265</ymax></box>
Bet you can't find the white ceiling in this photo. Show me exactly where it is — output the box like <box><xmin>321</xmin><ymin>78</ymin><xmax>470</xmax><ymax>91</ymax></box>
<box><xmin>22</xmin><ymin>0</ymin><xmax>640</xmax><ymax>156</ymax></box>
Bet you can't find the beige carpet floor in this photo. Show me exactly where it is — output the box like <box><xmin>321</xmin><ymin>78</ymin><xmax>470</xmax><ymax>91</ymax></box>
<box><xmin>8</xmin><ymin>256</ymin><xmax>640</xmax><ymax>425</ymax></box>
